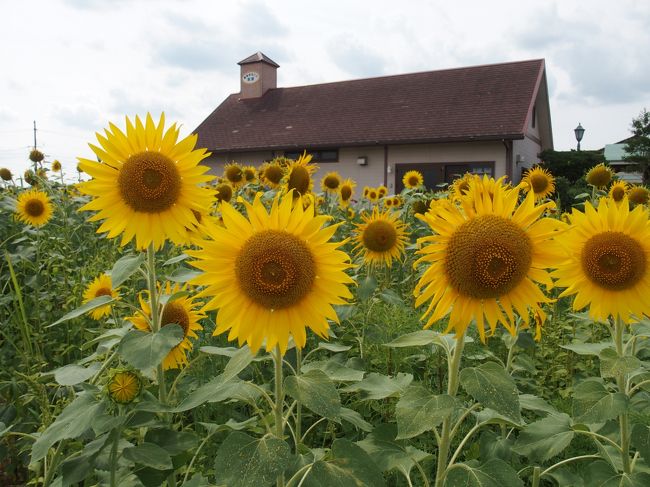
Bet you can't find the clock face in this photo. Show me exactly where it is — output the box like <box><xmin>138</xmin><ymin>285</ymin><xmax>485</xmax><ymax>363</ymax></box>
<box><xmin>242</xmin><ymin>71</ymin><xmax>260</xmax><ymax>84</ymax></box>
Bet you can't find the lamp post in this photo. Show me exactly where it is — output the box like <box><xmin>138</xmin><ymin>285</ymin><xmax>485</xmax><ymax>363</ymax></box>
<box><xmin>574</xmin><ymin>123</ymin><xmax>585</xmax><ymax>151</ymax></box>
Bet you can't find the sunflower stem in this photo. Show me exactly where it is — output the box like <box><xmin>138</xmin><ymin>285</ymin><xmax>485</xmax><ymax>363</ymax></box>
<box><xmin>295</xmin><ymin>347</ymin><xmax>302</xmax><ymax>452</ymax></box>
<box><xmin>146</xmin><ymin>243</ymin><xmax>175</xmax><ymax>486</ymax></box>
<box><xmin>434</xmin><ymin>327</ymin><xmax>467</xmax><ymax>487</ymax></box>
<box><xmin>613</xmin><ymin>316</ymin><xmax>631</xmax><ymax>474</ymax></box>
<box><xmin>274</xmin><ymin>345</ymin><xmax>286</xmax><ymax>487</ymax></box>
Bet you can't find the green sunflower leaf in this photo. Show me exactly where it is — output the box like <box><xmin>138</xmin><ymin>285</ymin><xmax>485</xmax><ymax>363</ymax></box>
<box><xmin>460</xmin><ymin>362</ymin><xmax>522</xmax><ymax>424</ymax></box>
<box><xmin>395</xmin><ymin>385</ymin><xmax>455</xmax><ymax>439</ymax></box>
<box><xmin>285</xmin><ymin>369</ymin><xmax>341</xmax><ymax>420</ymax></box>
<box><xmin>118</xmin><ymin>324</ymin><xmax>183</xmax><ymax>372</ymax></box>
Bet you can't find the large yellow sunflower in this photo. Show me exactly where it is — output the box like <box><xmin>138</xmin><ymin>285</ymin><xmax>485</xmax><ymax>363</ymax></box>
<box><xmin>284</xmin><ymin>152</ymin><xmax>317</xmax><ymax>199</ymax></box>
<box><xmin>129</xmin><ymin>282</ymin><xmax>204</xmax><ymax>370</ymax></box>
<box><xmin>553</xmin><ymin>198</ymin><xmax>650</xmax><ymax>323</ymax></box>
<box><xmin>188</xmin><ymin>192</ymin><xmax>354</xmax><ymax>355</ymax></box>
<box><xmin>83</xmin><ymin>274</ymin><xmax>119</xmax><ymax>320</ymax></box>
<box><xmin>522</xmin><ymin>166</ymin><xmax>555</xmax><ymax>200</ymax></box>
<box><xmin>403</xmin><ymin>170</ymin><xmax>424</xmax><ymax>189</ymax></box>
<box><xmin>15</xmin><ymin>189</ymin><xmax>53</xmax><ymax>227</ymax></box>
<box><xmin>353</xmin><ymin>207</ymin><xmax>409</xmax><ymax>267</ymax></box>
<box><xmin>414</xmin><ymin>176</ymin><xmax>565</xmax><ymax>340</ymax></box>
<box><xmin>77</xmin><ymin>113</ymin><xmax>214</xmax><ymax>250</ymax></box>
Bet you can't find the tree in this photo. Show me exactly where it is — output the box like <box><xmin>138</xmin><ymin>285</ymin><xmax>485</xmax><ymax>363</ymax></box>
<box><xmin>538</xmin><ymin>149</ymin><xmax>604</xmax><ymax>183</ymax></box>
<box><xmin>623</xmin><ymin>108</ymin><xmax>650</xmax><ymax>184</ymax></box>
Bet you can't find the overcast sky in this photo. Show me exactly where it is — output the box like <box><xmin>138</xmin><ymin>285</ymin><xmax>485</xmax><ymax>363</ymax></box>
<box><xmin>1</xmin><ymin>0</ymin><xmax>649</xmax><ymax>180</ymax></box>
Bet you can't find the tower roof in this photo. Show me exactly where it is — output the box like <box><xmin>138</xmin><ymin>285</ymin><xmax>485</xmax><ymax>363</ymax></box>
<box><xmin>237</xmin><ymin>52</ymin><xmax>280</xmax><ymax>68</ymax></box>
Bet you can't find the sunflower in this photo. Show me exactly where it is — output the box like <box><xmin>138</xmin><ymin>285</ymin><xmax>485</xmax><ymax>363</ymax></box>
<box><xmin>363</xmin><ymin>186</ymin><xmax>370</xmax><ymax>198</ymax></box>
<box><xmin>353</xmin><ymin>207</ymin><xmax>409</xmax><ymax>268</ymax></box>
<box><xmin>414</xmin><ymin>176</ymin><xmax>565</xmax><ymax>340</ymax></box>
<box><xmin>284</xmin><ymin>152</ymin><xmax>317</xmax><ymax>199</ymax></box>
<box><xmin>1</xmin><ymin>167</ymin><xmax>13</xmax><ymax>181</ymax></box>
<box><xmin>129</xmin><ymin>282</ymin><xmax>204</xmax><ymax>369</ymax></box>
<box><xmin>384</xmin><ymin>197</ymin><xmax>393</xmax><ymax>208</ymax></box>
<box><xmin>224</xmin><ymin>162</ymin><xmax>245</xmax><ymax>187</ymax></box>
<box><xmin>243</xmin><ymin>165</ymin><xmax>258</xmax><ymax>184</ymax></box>
<box><xmin>83</xmin><ymin>274</ymin><xmax>119</xmax><ymax>320</ymax></box>
<box><xmin>107</xmin><ymin>370</ymin><xmax>142</xmax><ymax>404</ymax></box>
<box><xmin>36</xmin><ymin>168</ymin><xmax>47</xmax><ymax>179</ymax></box>
<box><xmin>77</xmin><ymin>113</ymin><xmax>214</xmax><ymax>250</ymax></box>
<box><xmin>522</xmin><ymin>166</ymin><xmax>555</xmax><ymax>200</ymax></box>
<box><xmin>29</xmin><ymin>149</ymin><xmax>44</xmax><ymax>163</ymax></box>
<box><xmin>51</xmin><ymin>160</ymin><xmax>62</xmax><ymax>172</ymax></box>
<box><xmin>261</xmin><ymin>162</ymin><xmax>284</xmax><ymax>189</ymax></box>
<box><xmin>553</xmin><ymin>198</ymin><xmax>650</xmax><ymax>323</ymax></box>
<box><xmin>366</xmin><ymin>188</ymin><xmax>379</xmax><ymax>203</ymax></box>
<box><xmin>628</xmin><ymin>185</ymin><xmax>650</xmax><ymax>206</ymax></box>
<box><xmin>403</xmin><ymin>170</ymin><xmax>424</xmax><ymax>189</ymax></box>
<box><xmin>339</xmin><ymin>179</ymin><xmax>356</xmax><ymax>206</ymax></box>
<box><xmin>450</xmin><ymin>173</ymin><xmax>474</xmax><ymax>200</ymax></box>
<box><xmin>321</xmin><ymin>172</ymin><xmax>342</xmax><ymax>193</ymax></box>
<box><xmin>377</xmin><ymin>185</ymin><xmax>388</xmax><ymax>198</ymax></box>
<box><xmin>585</xmin><ymin>163</ymin><xmax>613</xmax><ymax>188</ymax></box>
<box><xmin>15</xmin><ymin>189</ymin><xmax>53</xmax><ymax>227</ymax></box>
<box><xmin>188</xmin><ymin>192</ymin><xmax>354</xmax><ymax>355</ymax></box>
<box><xmin>391</xmin><ymin>196</ymin><xmax>402</xmax><ymax>208</ymax></box>
<box><xmin>411</xmin><ymin>200</ymin><xmax>428</xmax><ymax>216</ymax></box>
<box><xmin>215</xmin><ymin>182</ymin><xmax>233</xmax><ymax>203</ymax></box>
<box><xmin>609</xmin><ymin>180</ymin><xmax>629</xmax><ymax>203</ymax></box>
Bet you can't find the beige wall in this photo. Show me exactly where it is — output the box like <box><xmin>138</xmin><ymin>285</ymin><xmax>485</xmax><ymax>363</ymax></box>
<box><xmin>204</xmin><ymin>140</ymin><xmax>513</xmax><ymax>193</ymax></box>
<box><xmin>513</xmin><ymin>136</ymin><xmax>543</xmax><ymax>181</ymax></box>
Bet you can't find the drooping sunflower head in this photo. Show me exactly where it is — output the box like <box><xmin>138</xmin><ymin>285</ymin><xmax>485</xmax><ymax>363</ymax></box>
<box><xmin>24</xmin><ymin>169</ymin><xmax>37</xmax><ymax>186</ymax></box>
<box><xmin>15</xmin><ymin>189</ymin><xmax>53</xmax><ymax>227</ymax></box>
<box><xmin>284</xmin><ymin>152</ymin><xmax>317</xmax><ymax>199</ymax></box>
<box><xmin>107</xmin><ymin>369</ymin><xmax>142</xmax><ymax>404</ymax></box>
<box><xmin>522</xmin><ymin>166</ymin><xmax>555</xmax><ymax>200</ymax></box>
<box><xmin>243</xmin><ymin>165</ymin><xmax>257</xmax><ymax>184</ymax></box>
<box><xmin>51</xmin><ymin>160</ymin><xmax>62</xmax><ymax>172</ymax></box>
<box><xmin>353</xmin><ymin>206</ymin><xmax>409</xmax><ymax>268</ymax></box>
<box><xmin>553</xmin><ymin>198</ymin><xmax>650</xmax><ymax>323</ymax></box>
<box><xmin>339</xmin><ymin>179</ymin><xmax>356</xmax><ymax>206</ymax></box>
<box><xmin>363</xmin><ymin>186</ymin><xmax>370</xmax><ymax>198</ymax></box>
<box><xmin>411</xmin><ymin>199</ymin><xmax>428</xmax><ymax>216</ymax></box>
<box><xmin>585</xmin><ymin>163</ymin><xmax>613</xmax><ymax>188</ymax></box>
<box><xmin>215</xmin><ymin>182</ymin><xmax>234</xmax><ymax>203</ymax></box>
<box><xmin>321</xmin><ymin>172</ymin><xmax>342</xmax><ymax>193</ymax></box>
<box><xmin>129</xmin><ymin>282</ymin><xmax>204</xmax><ymax>370</ymax></box>
<box><xmin>403</xmin><ymin>170</ymin><xmax>424</xmax><ymax>189</ymax></box>
<box><xmin>77</xmin><ymin>113</ymin><xmax>215</xmax><ymax>250</ymax></box>
<box><xmin>224</xmin><ymin>162</ymin><xmax>245</xmax><ymax>187</ymax></box>
<box><xmin>609</xmin><ymin>180</ymin><xmax>629</xmax><ymax>203</ymax></box>
<box><xmin>262</xmin><ymin>162</ymin><xmax>285</xmax><ymax>188</ymax></box>
<box><xmin>29</xmin><ymin>149</ymin><xmax>44</xmax><ymax>163</ymax></box>
<box><xmin>188</xmin><ymin>192</ymin><xmax>354</xmax><ymax>355</ymax></box>
<box><xmin>83</xmin><ymin>274</ymin><xmax>119</xmax><ymax>320</ymax></box>
<box><xmin>1</xmin><ymin>167</ymin><xmax>13</xmax><ymax>181</ymax></box>
<box><xmin>628</xmin><ymin>185</ymin><xmax>650</xmax><ymax>206</ymax></box>
<box><xmin>36</xmin><ymin>168</ymin><xmax>47</xmax><ymax>179</ymax></box>
<box><xmin>415</xmin><ymin>179</ymin><xmax>565</xmax><ymax>341</ymax></box>
<box><xmin>377</xmin><ymin>185</ymin><xmax>388</xmax><ymax>198</ymax></box>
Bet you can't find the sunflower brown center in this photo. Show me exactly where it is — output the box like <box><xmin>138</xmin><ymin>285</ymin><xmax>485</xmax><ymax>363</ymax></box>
<box><xmin>236</xmin><ymin>230</ymin><xmax>316</xmax><ymax>309</ymax></box>
<box><xmin>408</xmin><ymin>176</ymin><xmax>420</xmax><ymax>186</ymax></box>
<box><xmin>368</xmin><ymin>191</ymin><xmax>378</xmax><ymax>200</ymax></box>
<box><xmin>244</xmin><ymin>169</ymin><xmax>256</xmax><ymax>181</ymax></box>
<box><xmin>611</xmin><ymin>186</ymin><xmax>625</xmax><ymax>202</ymax></box>
<box><xmin>94</xmin><ymin>287</ymin><xmax>112</xmax><ymax>298</ymax></box>
<box><xmin>445</xmin><ymin>214</ymin><xmax>532</xmax><ymax>299</ymax></box>
<box><xmin>288</xmin><ymin>166</ymin><xmax>310</xmax><ymax>196</ymax></box>
<box><xmin>264</xmin><ymin>165</ymin><xmax>283</xmax><ymax>184</ymax></box>
<box><xmin>340</xmin><ymin>185</ymin><xmax>352</xmax><ymax>201</ymax></box>
<box><xmin>363</xmin><ymin>220</ymin><xmax>398</xmax><ymax>252</ymax></box>
<box><xmin>118</xmin><ymin>151</ymin><xmax>181</xmax><ymax>213</ymax></box>
<box><xmin>629</xmin><ymin>188</ymin><xmax>650</xmax><ymax>205</ymax></box>
<box><xmin>324</xmin><ymin>175</ymin><xmax>340</xmax><ymax>190</ymax></box>
<box><xmin>216</xmin><ymin>183</ymin><xmax>233</xmax><ymax>202</ymax></box>
<box><xmin>529</xmin><ymin>173</ymin><xmax>550</xmax><ymax>194</ymax></box>
<box><xmin>25</xmin><ymin>199</ymin><xmax>45</xmax><ymax>217</ymax></box>
<box><xmin>161</xmin><ymin>301</ymin><xmax>190</xmax><ymax>336</ymax></box>
<box><xmin>581</xmin><ymin>232</ymin><xmax>645</xmax><ymax>290</ymax></box>
<box><xmin>225</xmin><ymin>165</ymin><xmax>243</xmax><ymax>183</ymax></box>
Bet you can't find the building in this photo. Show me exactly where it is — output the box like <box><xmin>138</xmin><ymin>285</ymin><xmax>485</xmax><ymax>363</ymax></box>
<box><xmin>604</xmin><ymin>139</ymin><xmax>643</xmax><ymax>183</ymax></box>
<box><xmin>194</xmin><ymin>52</ymin><xmax>553</xmax><ymax>192</ymax></box>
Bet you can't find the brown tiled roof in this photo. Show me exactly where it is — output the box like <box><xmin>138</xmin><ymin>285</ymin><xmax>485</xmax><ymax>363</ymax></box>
<box><xmin>238</xmin><ymin>52</ymin><xmax>279</xmax><ymax>68</ymax></box>
<box><xmin>195</xmin><ymin>59</ymin><xmax>545</xmax><ymax>152</ymax></box>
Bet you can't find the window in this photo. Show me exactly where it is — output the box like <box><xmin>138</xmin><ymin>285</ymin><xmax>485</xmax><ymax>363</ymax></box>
<box><xmin>284</xmin><ymin>149</ymin><xmax>339</xmax><ymax>163</ymax></box>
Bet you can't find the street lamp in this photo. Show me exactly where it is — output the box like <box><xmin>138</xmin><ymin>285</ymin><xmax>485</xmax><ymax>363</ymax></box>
<box><xmin>574</xmin><ymin>123</ymin><xmax>585</xmax><ymax>151</ymax></box>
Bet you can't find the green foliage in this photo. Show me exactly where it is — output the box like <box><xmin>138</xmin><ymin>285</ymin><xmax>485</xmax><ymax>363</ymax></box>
<box><xmin>540</xmin><ymin>149</ymin><xmax>606</xmax><ymax>183</ymax></box>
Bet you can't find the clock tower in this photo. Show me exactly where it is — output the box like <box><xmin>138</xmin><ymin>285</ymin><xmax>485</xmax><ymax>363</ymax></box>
<box><xmin>238</xmin><ymin>52</ymin><xmax>279</xmax><ymax>99</ymax></box>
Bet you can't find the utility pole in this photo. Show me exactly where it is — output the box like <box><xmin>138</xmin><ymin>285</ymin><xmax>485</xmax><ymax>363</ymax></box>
<box><xmin>33</xmin><ymin>120</ymin><xmax>37</xmax><ymax>149</ymax></box>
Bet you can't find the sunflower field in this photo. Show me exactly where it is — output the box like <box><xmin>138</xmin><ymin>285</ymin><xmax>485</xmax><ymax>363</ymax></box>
<box><xmin>3</xmin><ymin>113</ymin><xmax>650</xmax><ymax>487</ymax></box>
